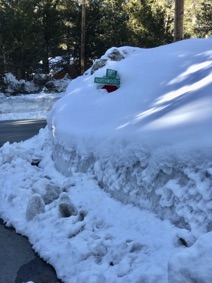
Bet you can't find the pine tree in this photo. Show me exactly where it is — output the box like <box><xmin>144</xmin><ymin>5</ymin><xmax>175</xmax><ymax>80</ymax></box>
<box><xmin>195</xmin><ymin>1</ymin><xmax>212</xmax><ymax>37</ymax></box>
<box><xmin>0</xmin><ymin>0</ymin><xmax>74</xmax><ymax>79</ymax></box>
<box><xmin>34</xmin><ymin>0</ymin><xmax>65</xmax><ymax>73</ymax></box>
<box><xmin>85</xmin><ymin>0</ymin><xmax>130</xmax><ymax>64</ymax></box>
<box><xmin>0</xmin><ymin>0</ymin><xmax>41</xmax><ymax>79</ymax></box>
<box><xmin>183</xmin><ymin>0</ymin><xmax>203</xmax><ymax>38</ymax></box>
<box><xmin>123</xmin><ymin>0</ymin><xmax>173</xmax><ymax>48</ymax></box>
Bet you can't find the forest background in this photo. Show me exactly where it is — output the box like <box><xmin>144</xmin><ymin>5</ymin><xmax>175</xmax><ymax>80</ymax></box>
<box><xmin>0</xmin><ymin>0</ymin><xmax>211</xmax><ymax>93</ymax></box>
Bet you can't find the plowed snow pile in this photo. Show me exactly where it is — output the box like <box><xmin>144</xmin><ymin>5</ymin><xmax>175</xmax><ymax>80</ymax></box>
<box><xmin>0</xmin><ymin>38</ymin><xmax>212</xmax><ymax>283</ymax></box>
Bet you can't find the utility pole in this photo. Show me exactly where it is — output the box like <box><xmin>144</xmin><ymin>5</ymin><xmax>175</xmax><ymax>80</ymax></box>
<box><xmin>80</xmin><ymin>0</ymin><xmax>86</xmax><ymax>74</ymax></box>
<box><xmin>174</xmin><ymin>0</ymin><xmax>185</xmax><ymax>41</ymax></box>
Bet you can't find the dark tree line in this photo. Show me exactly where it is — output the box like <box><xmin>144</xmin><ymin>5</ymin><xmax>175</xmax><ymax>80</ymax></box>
<box><xmin>0</xmin><ymin>0</ymin><xmax>211</xmax><ymax>82</ymax></box>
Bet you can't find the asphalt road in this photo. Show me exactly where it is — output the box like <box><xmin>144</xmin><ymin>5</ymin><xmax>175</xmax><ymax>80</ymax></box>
<box><xmin>0</xmin><ymin>220</ymin><xmax>62</xmax><ymax>283</ymax></box>
<box><xmin>0</xmin><ymin>119</ymin><xmax>47</xmax><ymax>147</ymax></box>
<box><xmin>0</xmin><ymin>119</ymin><xmax>62</xmax><ymax>283</ymax></box>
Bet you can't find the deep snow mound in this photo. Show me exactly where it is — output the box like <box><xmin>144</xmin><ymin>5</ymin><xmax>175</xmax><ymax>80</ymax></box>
<box><xmin>49</xmin><ymin>38</ymin><xmax>212</xmax><ymax>234</ymax></box>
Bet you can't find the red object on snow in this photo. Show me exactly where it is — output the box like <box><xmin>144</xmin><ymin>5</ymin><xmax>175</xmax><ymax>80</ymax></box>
<box><xmin>102</xmin><ymin>84</ymin><xmax>118</xmax><ymax>93</ymax></box>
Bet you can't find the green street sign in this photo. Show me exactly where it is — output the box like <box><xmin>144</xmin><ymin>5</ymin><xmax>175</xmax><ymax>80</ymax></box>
<box><xmin>106</xmin><ymin>69</ymin><xmax>117</xmax><ymax>78</ymax></box>
<box><xmin>94</xmin><ymin>68</ymin><xmax>120</xmax><ymax>89</ymax></box>
<box><xmin>94</xmin><ymin>77</ymin><xmax>120</xmax><ymax>86</ymax></box>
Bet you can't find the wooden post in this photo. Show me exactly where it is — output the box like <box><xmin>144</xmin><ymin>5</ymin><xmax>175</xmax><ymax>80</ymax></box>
<box><xmin>174</xmin><ymin>0</ymin><xmax>185</xmax><ymax>41</ymax></box>
<box><xmin>81</xmin><ymin>0</ymin><xmax>86</xmax><ymax>74</ymax></box>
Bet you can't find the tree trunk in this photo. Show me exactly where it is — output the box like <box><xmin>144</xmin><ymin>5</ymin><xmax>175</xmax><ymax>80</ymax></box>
<box><xmin>16</xmin><ymin>66</ymin><xmax>24</xmax><ymax>80</ymax></box>
<box><xmin>80</xmin><ymin>0</ymin><xmax>86</xmax><ymax>75</ymax></box>
<box><xmin>174</xmin><ymin>0</ymin><xmax>184</xmax><ymax>41</ymax></box>
<box><xmin>43</xmin><ymin>45</ymin><xmax>50</xmax><ymax>74</ymax></box>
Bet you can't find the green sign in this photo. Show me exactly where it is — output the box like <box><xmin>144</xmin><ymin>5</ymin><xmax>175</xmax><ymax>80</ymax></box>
<box><xmin>106</xmin><ymin>69</ymin><xmax>117</xmax><ymax>78</ymax></box>
<box><xmin>94</xmin><ymin>77</ymin><xmax>120</xmax><ymax>86</ymax></box>
<box><xmin>94</xmin><ymin>68</ymin><xmax>120</xmax><ymax>87</ymax></box>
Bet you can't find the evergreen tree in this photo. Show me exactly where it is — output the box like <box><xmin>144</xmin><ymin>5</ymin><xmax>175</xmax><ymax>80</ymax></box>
<box><xmin>0</xmin><ymin>0</ymin><xmax>208</xmax><ymax>84</ymax></box>
<box><xmin>195</xmin><ymin>1</ymin><xmax>212</xmax><ymax>37</ymax></box>
<box><xmin>183</xmin><ymin>0</ymin><xmax>202</xmax><ymax>38</ymax></box>
<box><xmin>124</xmin><ymin>0</ymin><xmax>173</xmax><ymax>48</ymax></box>
<box><xmin>97</xmin><ymin>0</ymin><xmax>131</xmax><ymax>48</ymax></box>
<box><xmin>34</xmin><ymin>0</ymin><xmax>65</xmax><ymax>73</ymax></box>
<box><xmin>85</xmin><ymin>0</ymin><xmax>130</xmax><ymax>65</ymax></box>
<box><xmin>0</xmin><ymin>0</ymin><xmax>74</xmax><ymax>79</ymax></box>
<box><xmin>58</xmin><ymin>0</ymin><xmax>81</xmax><ymax>58</ymax></box>
<box><xmin>0</xmin><ymin>0</ymin><xmax>41</xmax><ymax>79</ymax></box>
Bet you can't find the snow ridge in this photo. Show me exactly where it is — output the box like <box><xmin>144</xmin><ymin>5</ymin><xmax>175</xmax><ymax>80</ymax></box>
<box><xmin>52</xmin><ymin>136</ymin><xmax>212</xmax><ymax>235</ymax></box>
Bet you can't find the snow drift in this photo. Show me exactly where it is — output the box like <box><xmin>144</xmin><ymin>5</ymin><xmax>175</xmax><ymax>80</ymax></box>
<box><xmin>49</xmin><ymin>38</ymin><xmax>212</xmax><ymax>235</ymax></box>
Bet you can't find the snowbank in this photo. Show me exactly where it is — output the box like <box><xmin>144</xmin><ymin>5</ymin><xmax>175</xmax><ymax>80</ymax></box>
<box><xmin>0</xmin><ymin>38</ymin><xmax>212</xmax><ymax>283</ymax></box>
<box><xmin>49</xmin><ymin>38</ymin><xmax>212</xmax><ymax>234</ymax></box>
<box><xmin>0</xmin><ymin>130</ymin><xmax>181</xmax><ymax>283</ymax></box>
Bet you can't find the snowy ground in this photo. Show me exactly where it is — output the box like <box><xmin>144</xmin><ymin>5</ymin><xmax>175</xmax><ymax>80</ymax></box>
<box><xmin>0</xmin><ymin>38</ymin><xmax>212</xmax><ymax>283</ymax></box>
<box><xmin>0</xmin><ymin>132</ymin><xmax>182</xmax><ymax>283</ymax></box>
<box><xmin>0</xmin><ymin>92</ymin><xmax>63</xmax><ymax>120</ymax></box>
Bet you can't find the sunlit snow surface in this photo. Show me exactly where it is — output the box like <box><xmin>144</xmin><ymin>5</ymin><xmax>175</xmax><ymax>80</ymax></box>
<box><xmin>0</xmin><ymin>92</ymin><xmax>63</xmax><ymax>120</ymax></box>
<box><xmin>1</xmin><ymin>38</ymin><xmax>212</xmax><ymax>283</ymax></box>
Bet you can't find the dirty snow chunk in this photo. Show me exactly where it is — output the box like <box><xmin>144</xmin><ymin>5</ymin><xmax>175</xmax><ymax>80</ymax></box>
<box><xmin>90</xmin><ymin>48</ymin><xmax>124</xmax><ymax>74</ymax></box>
<box><xmin>26</xmin><ymin>194</ymin><xmax>45</xmax><ymax>221</ymax></box>
<box><xmin>32</xmin><ymin>178</ymin><xmax>62</xmax><ymax>204</ymax></box>
<box><xmin>168</xmin><ymin>232</ymin><xmax>212</xmax><ymax>283</ymax></box>
<box><xmin>58</xmin><ymin>192</ymin><xmax>78</xmax><ymax>217</ymax></box>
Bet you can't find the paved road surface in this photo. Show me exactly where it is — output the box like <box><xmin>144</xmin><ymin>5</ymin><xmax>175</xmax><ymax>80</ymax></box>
<box><xmin>0</xmin><ymin>120</ymin><xmax>63</xmax><ymax>283</ymax></box>
<box><xmin>0</xmin><ymin>119</ymin><xmax>47</xmax><ymax>147</ymax></box>
<box><xmin>0</xmin><ymin>220</ymin><xmax>62</xmax><ymax>283</ymax></box>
